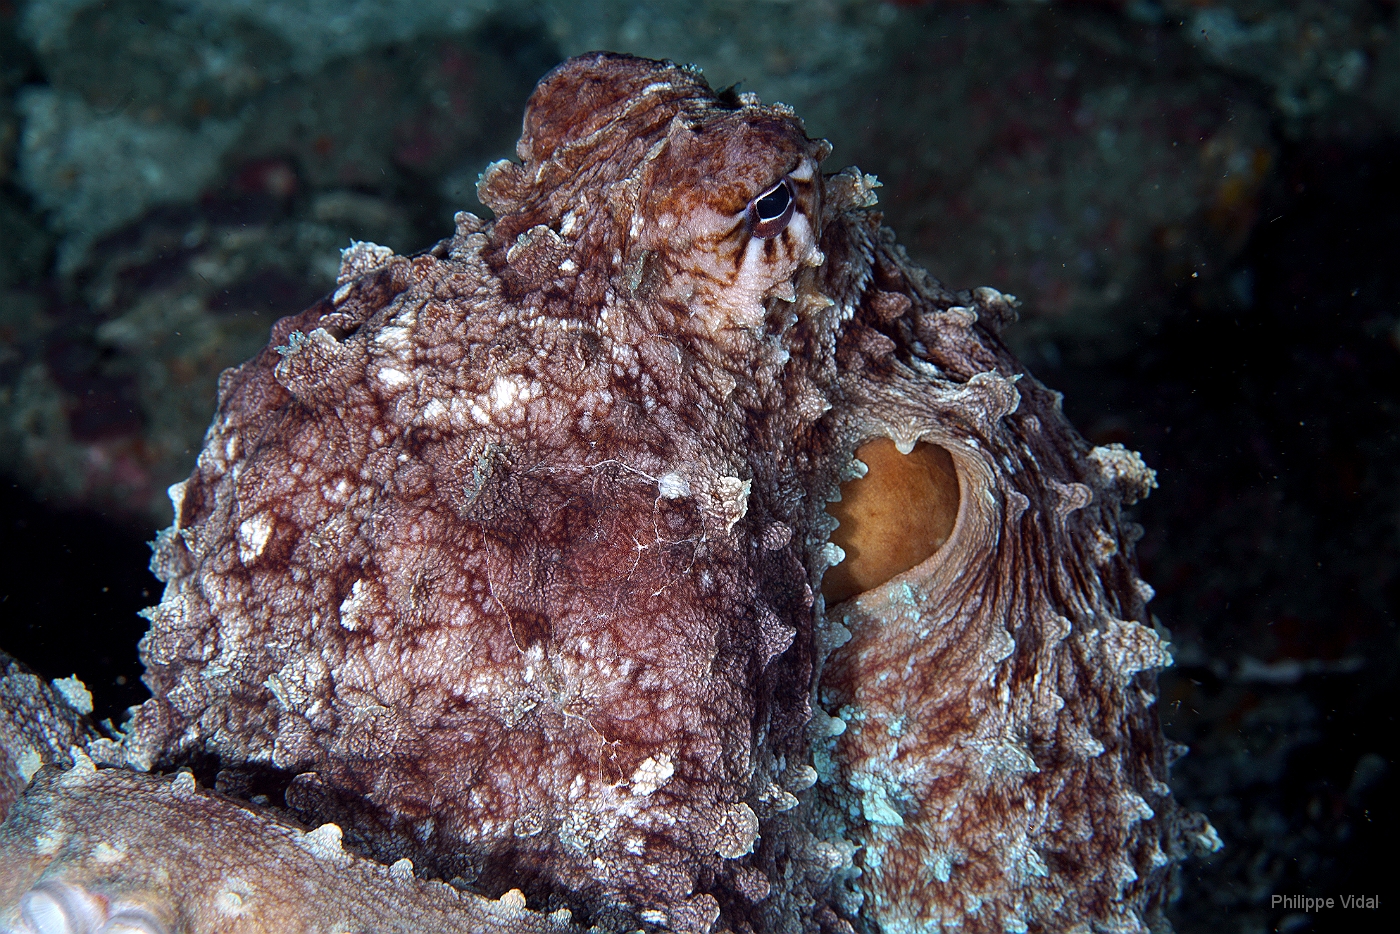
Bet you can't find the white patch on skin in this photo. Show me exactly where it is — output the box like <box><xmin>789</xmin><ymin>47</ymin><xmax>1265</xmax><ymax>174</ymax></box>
<box><xmin>568</xmin><ymin>773</ymin><xmax>588</xmax><ymax>802</ymax></box>
<box><xmin>16</xmin><ymin>748</ymin><xmax>43</xmax><ymax>782</ymax></box>
<box><xmin>237</xmin><ymin>515</ymin><xmax>273</xmax><ymax>563</ymax></box>
<box><xmin>637</xmin><ymin>80</ymin><xmax>675</xmax><ymax>98</ymax></box>
<box><xmin>339</xmin><ymin>580</ymin><xmax>370</xmax><ymax>631</ymax></box>
<box><xmin>1135</xmin><ymin>578</ymin><xmax>1157</xmax><ymax>604</ymax></box>
<box><xmin>166</xmin><ymin>479</ymin><xmax>189</xmax><ymax>520</ymax></box>
<box><xmin>375</xmin><ymin>326</ymin><xmax>412</xmax><ymax>351</ymax></box>
<box><xmin>715</xmin><ymin>476</ymin><xmax>751</xmax><ymax>532</ymax></box>
<box><xmin>92</xmin><ymin>841</ymin><xmax>125</xmax><ymax>863</ymax></box>
<box><xmin>377</xmin><ymin>367</ymin><xmax>410</xmax><ymax>388</ymax></box>
<box><xmin>717</xmin><ymin>802</ymin><xmax>761</xmax><ymax>857</ymax></box>
<box><xmin>308</xmin><ymin>328</ymin><xmax>340</xmax><ymax>354</ymax></box>
<box><xmin>214</xmin><ymin>878</ymin><xmax>253</xmax><ymax>916</ymax></box>
<box><xmin>489</xmin><ymin>375</ymin><xmax>520</xmax><ymax>411</ymax></box>
<box><xmin>298</xmin><ymin>823</ymin><xmax>351</xmax><ymax>866</ymax></box>
<box><xmin>51</xmin><ymin>675</ymin><xmax>93</xmax><ymax>714</ymax></box>
<box><xmin>36</xmin><ymin>828</ymin><xmax>66</xmax><ymax>855</ymax></box>
<box><xmin>657</xmin><ymin>472</ymin><xmax>691</xmax><ymax>499</ymax></box>
<box><xmin>630</xmin><ymin>754</ymin><xmax>675</xmax><ymax>796</ymax></box>
<box><xmin>215</xmin><ymin>890</ymin><xmax>245</xmax><ymax>915</ymax></box>
<box><xmin>338</xmin><ymin>240</ymin><xmax>395</xmax><ymax>282</ymax></box>
<box><xmin>421</xmin><ymin>398</ymin><xmax>447</xmax><ymax>423</ymax></box>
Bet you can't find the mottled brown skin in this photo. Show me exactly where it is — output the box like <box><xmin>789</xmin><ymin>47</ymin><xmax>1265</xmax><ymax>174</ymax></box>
<box><xmin>53</xmin><ymin>53</ymin><xmax>1215</xmax><ymax>934</ymax></box>
<box><xmin>127</xmin><ymin>54</ymin><xmax>833</xmax><ymax>931</ymax></box>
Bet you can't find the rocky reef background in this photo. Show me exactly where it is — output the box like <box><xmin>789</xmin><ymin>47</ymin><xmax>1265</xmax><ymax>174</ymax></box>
<box><xmin>0</xmin><ymin>1</ymin><xmax>1395</xmax><ymax>932</ymax></box>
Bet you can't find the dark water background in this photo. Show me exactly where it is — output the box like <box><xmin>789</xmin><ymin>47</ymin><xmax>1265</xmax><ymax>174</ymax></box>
<box><xmin>2</xmin><ymin>1</ymin><xmax>1397</xmax><ymax>931</ymax></box>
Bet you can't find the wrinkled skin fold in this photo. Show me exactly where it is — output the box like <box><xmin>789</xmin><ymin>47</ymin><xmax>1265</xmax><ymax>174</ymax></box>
<box><xmin>1</xmin><ymin>54</ymin><xmax>1216</xmax><ymax>934</ymax></box>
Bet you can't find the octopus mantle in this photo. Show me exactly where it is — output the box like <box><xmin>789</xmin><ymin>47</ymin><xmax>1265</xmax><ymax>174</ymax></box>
<box><xmin>1</xmin><ymin>54</ymin><xmax>1216</xmax><ymax>934</ymax></box>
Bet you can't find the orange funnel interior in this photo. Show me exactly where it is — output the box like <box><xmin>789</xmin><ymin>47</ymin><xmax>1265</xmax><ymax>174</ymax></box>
<box><xmin>822</xmin><ymin>438</ymin><xmax>960</xmax><ymax>605</ymax></box>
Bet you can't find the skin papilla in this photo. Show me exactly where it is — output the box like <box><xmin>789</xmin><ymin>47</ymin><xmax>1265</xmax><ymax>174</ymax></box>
<box><xmin>0</xmin><ymin>54</ymin><xmax>1215</xmax><ymax>934</ymax></box>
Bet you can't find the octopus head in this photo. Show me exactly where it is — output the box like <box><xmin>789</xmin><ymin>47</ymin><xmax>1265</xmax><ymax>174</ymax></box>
<box><xmin>477</xmin><ymin>53</ymin><xmax>829</xmax><ymax>335</ymax></box>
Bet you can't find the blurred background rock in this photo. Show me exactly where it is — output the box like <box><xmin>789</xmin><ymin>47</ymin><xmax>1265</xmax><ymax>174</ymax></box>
<box><xmin>1</xmin><ymin>1</ymin><xmax>1395</xmax><ymax>932</ymax></box>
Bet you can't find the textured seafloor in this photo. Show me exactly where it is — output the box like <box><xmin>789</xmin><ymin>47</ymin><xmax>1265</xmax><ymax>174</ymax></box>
<box><xmin>1</xmin><ymin>2</ymin><xmax>1396</xmax><ymax>932</ymax></box>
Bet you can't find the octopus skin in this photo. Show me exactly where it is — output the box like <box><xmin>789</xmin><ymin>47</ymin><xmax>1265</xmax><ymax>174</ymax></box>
<box><xmin>0</xmin><ymin>53</ymin><xmax>1216</xmax><ymax>934</ymax></box>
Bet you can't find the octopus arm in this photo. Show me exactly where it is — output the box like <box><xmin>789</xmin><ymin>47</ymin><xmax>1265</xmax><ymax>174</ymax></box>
<box><xmin>0</xmin><ymin>760</ymin><xmax>586</xmax><ymax>934</ymax></box>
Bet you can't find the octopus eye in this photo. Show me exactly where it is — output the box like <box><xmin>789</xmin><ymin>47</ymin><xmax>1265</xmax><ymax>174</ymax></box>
<box><xmin>746</xmin><ymin>177</ymin><xmax>795</xmax><ymax>239</ymax></box>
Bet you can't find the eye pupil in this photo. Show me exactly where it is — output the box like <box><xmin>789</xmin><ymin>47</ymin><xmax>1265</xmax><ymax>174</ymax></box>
<box><xmin>746</xmin><ymin>177</ymin><xmax>795</xmax><ymax>239</ymax></box>
<box><xmin>754</xmin><ymin>181</ymin><xmax>791</xmax><ymax>221</ymax></box>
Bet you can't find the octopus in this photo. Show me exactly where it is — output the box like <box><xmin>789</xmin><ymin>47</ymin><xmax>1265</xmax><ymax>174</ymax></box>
<box><xmin>1</xmin><ymin>53</ymin><xmax>1218</xmax><ymax>934</ymax></box>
